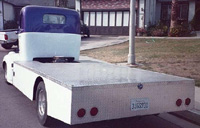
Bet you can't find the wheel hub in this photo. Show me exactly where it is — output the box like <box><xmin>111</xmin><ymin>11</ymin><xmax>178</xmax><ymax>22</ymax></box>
<box><xmin>38</xmin><ymin>89</ymin><xmax>46</xmax><ymax>117</ymax></box>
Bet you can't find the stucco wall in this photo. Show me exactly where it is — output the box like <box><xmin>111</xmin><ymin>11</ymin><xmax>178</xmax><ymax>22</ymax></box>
<box><xmin>188</xmin><ymin>1</ymin><xmax>195</xmax><ymax>21</ymax></box>
<box><xmin>4</xmin><ymin>2</ymin><xmax>15</xmax><ymax>21</ymax></box>
<box><xmin>0</xmin><ymin>1</ymin><xmax>15</xmax><ymax>30</ymax></box>
<box><xmin>0</xmin><ymin>1</ymin><xmax>3</xmax><ymax>30</ymax></box>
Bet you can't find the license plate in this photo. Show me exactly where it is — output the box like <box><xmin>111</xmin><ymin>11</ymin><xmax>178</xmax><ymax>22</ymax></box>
<box><xmin>131</xmin><ymin>98</ymin><xmax>149</xmax><ymax>111</ymax></box>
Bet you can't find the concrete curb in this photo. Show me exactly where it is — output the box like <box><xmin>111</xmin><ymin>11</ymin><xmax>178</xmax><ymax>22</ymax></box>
<box><xmin>135</xmin><ymin>36</ymin><xmax>200</xmax><ymax>39</ymax></box>
<box><xmin>195</xmin><ymin>87</ymin><xmax>200</xmax><ymax>110</ymax></box>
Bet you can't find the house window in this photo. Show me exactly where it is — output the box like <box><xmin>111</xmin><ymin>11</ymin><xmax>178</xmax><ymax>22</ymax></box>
<box><xmin>179</xmin><ymin>4</ymin><xmax>188</xmax><ymax>20</ymax></box>
<box><xmin>161</xmin><ymin>2</ymin><xmax>189</xmax><ymax>21</ymax></box>
<box><xmin>90</xmin><ymin>12</ymin><xmax>95</xmax><ymax>26</ymax></box>
<box><xmin>96</xmin><ymin>12</ymin><xmax>102</xmax><ymax>26</ymax></box>
<box><xmin>103</xmin><ymin>12</ymin><xmax>108</xmax><ymax>27</ymax></box>
<box><xmin>123</xmin><ymin>11</ymin><xmax>129</xmax><ymax>26</ymax></box>
<box><xmin>109</xmin><ymin>12</ymin><xmax>116</xmax><ymax>26</ymax></box>
<box><xmin>161</xmin><ymin>4</ymin><xmax>171</xmax><ymax>21</ymax></box>
<box><xmin>83</xmin><ymin>12</ymin><xmax>89</xmax><ymax>26</ymax></box>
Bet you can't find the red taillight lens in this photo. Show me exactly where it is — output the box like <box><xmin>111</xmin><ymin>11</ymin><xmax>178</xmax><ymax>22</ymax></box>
<box><xmin>185</xmin><ymin>98</ymin><xmax>191</xmax><ymax>105</ymax></box>
<box><xmin>90</xmin><ymin>107</ymin><xmax>98</xmax><ymax>116</ymax></box>
<box><xmin>176</xmin><ymin>99</ymin><xmax>182</xmax><ymax>107</ymax></box>
<box><xmin>4</xmin><ymin>34</ymin><xmax>8</xmax><ymax>40</ymax></box>
<box><xmin>77</xmin><ymin>108</ymin><xmax>86</xmax><ymax>118</ymax></box>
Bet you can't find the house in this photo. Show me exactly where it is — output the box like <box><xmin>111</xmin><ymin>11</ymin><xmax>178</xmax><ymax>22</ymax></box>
<box><xmin>75</xmin><ymin>0</ymin><xmax>197</xmax><ymax>35</ymax></box>
<box><xmin>0</xmin><ymin>0</ymin><xmax>197</xmax><ymax>34</ymax></box>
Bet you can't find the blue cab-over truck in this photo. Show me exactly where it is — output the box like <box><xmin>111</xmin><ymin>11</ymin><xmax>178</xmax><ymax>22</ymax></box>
<box><xmin>2</xmin><ymin>5</ymin><xmax>194</xmax><ymax>126</ymax></box>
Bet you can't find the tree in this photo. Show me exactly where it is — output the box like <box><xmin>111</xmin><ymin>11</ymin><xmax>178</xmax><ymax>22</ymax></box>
<box><xmin>55</xmin><ymin>0</ymin><xmax>68</xmax><ymax>8</ymax></box>
<box><xmin>169</xmin><ymin>0</ymin><xmax>179</xmax><ymax>36</ymax></box>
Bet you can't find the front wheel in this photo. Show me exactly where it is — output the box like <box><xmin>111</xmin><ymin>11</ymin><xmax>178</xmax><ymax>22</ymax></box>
<box><xmin>36</xmin><ymin>82</ymin><xmax>51</xmax><ymax>126</ymax></box>
<box><xmin>3</xmin><ymin>62</ymin><xmax>7</xmax><ymax>80</ymax></box>
<box><xmin>87</xmin><ymin>30</ymin><xmax>90</xmax><ymax>38</ymax></box>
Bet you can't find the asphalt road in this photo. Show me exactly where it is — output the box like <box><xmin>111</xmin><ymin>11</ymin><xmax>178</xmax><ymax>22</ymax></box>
<box><xmin>0</xmin><ymin>46</ymin><xmax>199</xmax><ymax>128</ymax></box>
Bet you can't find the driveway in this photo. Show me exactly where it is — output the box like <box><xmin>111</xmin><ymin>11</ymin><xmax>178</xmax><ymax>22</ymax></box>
<box><xmin>81</xmin><ymin>35</ymin><xmax>129</xmax><ymax>51</ymax></box>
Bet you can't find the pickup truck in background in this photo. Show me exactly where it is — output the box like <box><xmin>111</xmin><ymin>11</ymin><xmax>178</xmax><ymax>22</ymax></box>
<box><xmin>0</xmin><ymin>29</ymin><xmax>18</xmax><ymax>49</ymax></box>
<box><xmin>2</xmin><ymin>5</ymin><xmax>195</xmax><ymax>126</ymax></box>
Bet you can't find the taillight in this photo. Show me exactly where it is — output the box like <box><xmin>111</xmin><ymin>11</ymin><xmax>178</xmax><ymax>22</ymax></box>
<box><xmin>77</xmin><ymin>108</ymin><xmax>86</xmax><ymax>118</ymax></box>
<box><xmin>176</xmin><ymin>99</ymin><xmax>182</xmax><ymax>107</ymax></box>
<box><xmin>90</xmin><ymin>107</ymin><xmax>98</xmax><ymax>116</ymax></box>
<box><xmin>185</xmin><ymin>98</ymin><xmax>191</xmax><ymax>105</ymax></box>
<box><xmin>4</xmin><ymin>34</ymin><xmax>8</xmax><ymax>40</ymax></box>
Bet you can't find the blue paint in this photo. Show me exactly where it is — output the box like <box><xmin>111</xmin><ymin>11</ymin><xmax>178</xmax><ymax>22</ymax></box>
<box><xmin>20</xmin><ymin>6</ymin><xmax>80</xmax><ymax>34</ymax></box>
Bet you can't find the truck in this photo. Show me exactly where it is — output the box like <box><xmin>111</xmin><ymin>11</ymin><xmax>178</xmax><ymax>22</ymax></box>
<box><xmin>2</xmin><ymin>5</ymin><xmax>195</xmax><ymax>126</ymax></box>
<box><xmin>0</xmin><ymin>29</ymin><xmax>18</xmax><ymax>49</ymax></box>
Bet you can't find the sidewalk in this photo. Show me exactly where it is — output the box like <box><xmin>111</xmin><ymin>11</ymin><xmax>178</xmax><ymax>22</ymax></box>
<box><xmin>81</xmin><ymin>35</ymin><xmax>128</xmax><ymax>51</ymax></box>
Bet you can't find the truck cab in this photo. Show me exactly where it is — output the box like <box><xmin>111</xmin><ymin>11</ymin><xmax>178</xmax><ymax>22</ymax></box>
<box><xmin>3</xmin><ymin>5</ymin><xmax>81</xmax><ymax>84</ymax></box>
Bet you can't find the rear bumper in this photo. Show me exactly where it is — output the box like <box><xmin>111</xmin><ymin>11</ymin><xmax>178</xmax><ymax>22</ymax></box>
<box><xmin>0</xmin><ymin>40</ymin><xmax>17</xmax><ymax>44</ymax></box>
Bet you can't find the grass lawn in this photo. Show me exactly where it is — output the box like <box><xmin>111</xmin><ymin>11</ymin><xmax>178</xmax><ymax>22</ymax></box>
<box><xmin>81</xmin><ymin>39</ymin><xmax>200</xmax><ymax>87</ymax></box>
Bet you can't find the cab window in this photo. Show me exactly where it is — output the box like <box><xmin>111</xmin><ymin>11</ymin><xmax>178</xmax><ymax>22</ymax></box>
<box><xmin>43</xmin><ymin>14</ymin><xmax>66</xmax><ymax>24</ymax></box>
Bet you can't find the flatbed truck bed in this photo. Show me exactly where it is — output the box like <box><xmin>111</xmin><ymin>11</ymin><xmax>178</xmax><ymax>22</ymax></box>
<box><xmin>15</xmin><ymin>56</ymin><xmax>193</xmax><ymax>89</ymax></box>
<box><xmin>12</xmin><ymin>56</ymin><xmax>194</xmax><ymax>125</ymax></box>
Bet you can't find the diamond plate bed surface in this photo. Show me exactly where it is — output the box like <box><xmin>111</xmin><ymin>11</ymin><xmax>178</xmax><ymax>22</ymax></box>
<box><xmin>15</xmin><ymin>57</ymin><xmax>192</xmax><ymax>89</ymax></box>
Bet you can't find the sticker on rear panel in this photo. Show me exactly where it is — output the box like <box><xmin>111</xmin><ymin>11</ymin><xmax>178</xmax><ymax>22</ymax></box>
<box><xmin>131</xmin><ymin>98</ymin><xmax>149</xmax><ymax>111</ymax></box>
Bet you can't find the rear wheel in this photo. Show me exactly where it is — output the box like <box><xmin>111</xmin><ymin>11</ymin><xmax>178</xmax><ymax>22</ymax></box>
<box><xmin>36</xmin><ymin>82</ymin><xmax>51</xmax><ymax>126</ymax></box>
<box><xmin>3</xmin><ymin>62</ymin><xmax>10</xmax><ymax>85</ymax></box>
<box><xmin>3</xmin><ymin>62</ymin><xmax>7</xmax><ymax>80</ymax></box>
<box><xmin>1</xmin><ymin>43</ymin><xmax>13</xmax><ymax>49</ymax></box>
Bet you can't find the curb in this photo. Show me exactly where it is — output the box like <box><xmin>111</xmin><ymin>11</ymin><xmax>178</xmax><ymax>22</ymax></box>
<box><xmin>135</xmin><ymin>36</ymin><xmax>200</xmax><ymax>39</ymax></box>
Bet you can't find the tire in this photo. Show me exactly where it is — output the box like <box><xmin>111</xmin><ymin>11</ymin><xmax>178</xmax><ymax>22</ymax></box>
<box><xmin>36</xmin><ymin>82</ymin><xmax>51</xmax><ymax>126</ymax></box>
<box><xmin>87</xmin><ymin>30</ymin><xmax>90</xmax><ymax>38</ymax></box>
<box><xmin>1</xmin><ymin>43</ymin><xmax>13</xmax><ymax>49</ymax></box>
<box><xmin>3</xmin><ymin>62</ymin><xmax>7</xmax><ymax>80</ymax></box>
<box><xmin>3</xmin><ymin>62</ymin><xmax>10</xmax><ymax>85</ymax></box>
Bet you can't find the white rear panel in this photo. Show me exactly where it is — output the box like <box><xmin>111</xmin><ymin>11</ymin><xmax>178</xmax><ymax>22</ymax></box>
<box><xmin>18</xmin><ymin>32</ymin><xmax>81</xmax><ymax>61</ymax></box>
<box><xmin>71</xmin><ymin>81</ymin><xmax>194</xmax><ymax>124</ymax></box>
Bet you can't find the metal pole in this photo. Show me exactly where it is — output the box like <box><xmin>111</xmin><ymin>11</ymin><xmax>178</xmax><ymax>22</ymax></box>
<box><xmin>128</xmin><ymin>0</ymin><xmax>136</xmax><ymax>65</ymax></box>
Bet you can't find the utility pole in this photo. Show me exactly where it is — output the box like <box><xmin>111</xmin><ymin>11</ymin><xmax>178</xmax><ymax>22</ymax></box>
<box><xmin>128</xmin><ymin>0</ymin><xmax>136</xmax><ymax>65</ymax></box>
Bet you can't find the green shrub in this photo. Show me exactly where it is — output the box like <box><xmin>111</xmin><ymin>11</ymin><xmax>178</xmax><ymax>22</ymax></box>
<box><xmin>136</xmin><ymin>28</ymin><xmax>147</xmax><ymax>36</ymax></box>
<box><xmin>147</xmin><ymin>22</ymin><xmax>168</xmax><ymax>36</ymax></box>
<box><xmin>4</xmin><ymin>20</ymin><xmax>18</xmax><ymax>29</ymax></box>
<box><xmin>169</xmin><ymin>23</ymin><xmax>190</xmax><ymax>37</ymax></box>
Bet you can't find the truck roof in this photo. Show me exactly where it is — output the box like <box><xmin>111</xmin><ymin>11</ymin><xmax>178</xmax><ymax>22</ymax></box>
<box><xmin>20</xmin><ymin>5</ymin><xmax>80</xmax><ymax>34</ymax></box>
<box><xmin>14</xmin><ymin>56</ymin><xmax>193</xmax><ymax>90</ymax></box>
